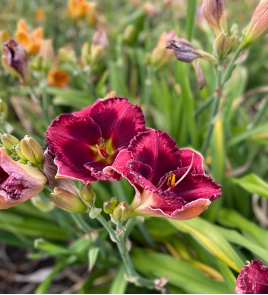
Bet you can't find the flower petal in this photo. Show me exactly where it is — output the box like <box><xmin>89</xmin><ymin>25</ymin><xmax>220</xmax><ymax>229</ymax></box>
<box><xmin>46</xmin><ymin>114</ymin><xmax>102</xmax><ymax>171</ymax></box>
<box><xmin>55</xmin><ymin>157</ymin><xmax>96</xmax><ymax>185</ymax></box>
<box><xmin>173</xmin><ymin>171</ymin><xmax>221</xmax><ymax>202</ymax></box>
<box><xmin>128</xmin><ymin>129</ymin><xmax>181</xmax><ymax>186</ymax></box>
<box><xmin>133</xmin><ymin>197</ymin><xmax>211</xmax><ymax>220</ymax></box>
<box><xmin>180</xmin><ymin>148</ymin><xmax>204</xmax><ymax>173</ymax></box>
<box><xmin>0</xmin><ymin>148</ymin><xmax>47</xmax><ymax>209</ymax></box>
<box><xmin>73</xmin><ymin>99</ymin><xmax>102</xmax><ymax>117</ymax></box>
<box><xmin>88</xmin><ymin>97</ymin><xmax>145</xmax><ymax>149</ymax></box>
<box><xmin>235</xmin><ymin>259</ymin><xmax>268</xmax><ymax>294</ymax></box>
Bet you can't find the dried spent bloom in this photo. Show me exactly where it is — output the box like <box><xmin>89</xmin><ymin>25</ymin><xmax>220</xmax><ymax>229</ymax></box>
<box><xmin>167</xmin><ymin>38</ymin><xmax>217</xmax><ymax>64</ymax></box>
<box><xmin>235</xmin><ymin>259</ymin><xmax>268</xmax><ymax>294</ymax></box>
<box><xmin>201</xmin><ymin>0</ymin><xmax>226</xmax><ymax>35</ymax></box>
<box><xmin>47</xmin><ymin>68</ymin><xmax>69</xmax><ymax>87</ymax></box>
<box><xmin>15</xmin><ymin>20</ymin><xmax>44</xmax><ymax>54</ymax></box>
<box><xmin>193</xmin><ymin>61</ymin><xmax>206</xmax><ymax>90</ymax></box>
<box><xmin>2</xmin><ymin>39</ymin><xmax>31</xmax><ymax>84</ymax></box>
<box><xmin>46</xmin><ymin>97</ymin><xmax>145</xmax><ymax>184</ymax></box>
<box><xmin>0</xmin><ymin>148</ymin><xmax>47</xmax><ymax>209</ymax></box>
<box><xmin>151</xmin><ymin>30</ymin><xmax>177</xmax><ymax>67</ymax></box>
<box><xmin>241</xmin><ymin>0</ymin><xmax>268</xmax><ymax>49</ymax></box>
<box><xmin>104</xmin><ymin>129</ymin><xmax>221</xmax><ymax>220</ymax></box>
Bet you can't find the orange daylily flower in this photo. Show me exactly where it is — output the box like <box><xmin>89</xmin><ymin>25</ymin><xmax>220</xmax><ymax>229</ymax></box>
<box><xmin>68</xmin><ymin>0</ymin><xmax>89</xmax><ymax>18</ymax></box>
<box><xmin>47</xmin><ymin>68</ymin><xmax>69</xmax><ymax>87</ymax></box>
<box><xmin>35</xmin><ymin>8</ymin><xmax>45</xmax><ymax>22</ymax></box>
<box><xmin>15</xmin><ymin>20</ymin><xmax>44</xmax><ymax>54</ymax></box>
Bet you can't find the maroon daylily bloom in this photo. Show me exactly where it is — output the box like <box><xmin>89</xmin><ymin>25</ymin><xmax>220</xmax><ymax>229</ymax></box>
<box><xmin>46</xmin><ymin>97</ymin><xmax>145</xmax><ymax>184</ymax></box>
<box><xmin>104</xmin><ymin>129</ymin><xmax>221</xmax><ymax>220</ymax></box>
<box><xmin>235</xmin><ymin>259</ymin><xmax>268</xmax><ymax>294</ymax></box>
<box><xmin>0</xmin><ymin>148</ymin><xmax>47</xmax><ymax>209</ymax></box>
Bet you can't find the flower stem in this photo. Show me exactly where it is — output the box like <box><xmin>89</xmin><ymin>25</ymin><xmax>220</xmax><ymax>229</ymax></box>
<box><xmin>94</xmin><ymin>213</ymin><xmax>156</xmax><ymax>289</ymax></box>
<box><xmin>201</xmin><ymin>47</ymin><xmax>242</xmax><ymax>156</ymax></box>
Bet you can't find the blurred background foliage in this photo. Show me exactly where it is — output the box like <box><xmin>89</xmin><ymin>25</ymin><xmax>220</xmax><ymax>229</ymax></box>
<box><xmin>0</xmin><ymin>0</ymin><xmax>268</xmax><ymax>293</ymax></box>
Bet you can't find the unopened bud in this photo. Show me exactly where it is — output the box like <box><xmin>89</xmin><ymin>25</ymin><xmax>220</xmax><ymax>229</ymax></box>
<box><xmin>20</xmin><ymin>135</ymin><xmax>43</xmax><ymax>165</ymax></box>
<box><xmin>0</xmin><ymin>99</ymin><xmax>8</xmax><ymax>120</ymax></box>
<box><xmin>2</xmin><ymin>39</ymin><xmax>31</xmax><ymax>85</ymax></box>
<box><xmin>201</xmin><ymin>0</ymin><xmax>226</xmax><ymax>35</ymax></box>
<box><xmin>113</xmin><ymin>201</ymin><xmax>131</xmax><ymax>221</ymax></box>
<box><xmin>122</xmin><ymin>25</ymin><xmax>136</xmax><ymax>44</ymax></box>
<box><xmin>80</xmin><ymin>184</ymin><xmax>96</xmax><ymax>202</ymax></box>
<box><xmin>37</xmin><ymin>39</ymin><xmax>54</xmax><ymax>70</ymax></box>
<box><xmin>92</xmin><ymin>31</ymin><xmax>109</xmax><ymax>49</ymax></box>
<box><xmin>103</xmin><ymin>197</ymin><xmax>120</xmax><ymax>214</ymax></box>
<box><xmin>167</xmin><ymin>38</ymin><xmax>217</xmax><ymax>64</ymax></box>
<box><xmin>214</xmin><ymin>32</ymin><xmax>232</xmax><ymax>60</ymax></box>
<box><xmin>58</xmin><ymin>48</ymin><xmax>77</xmax><ymax>64</ymax></box>
<box><xmin>241</xmin><ymin>0</ymin><xmax>268</xmax><ymax>49</ymax></box>
<box><xmin>81</xmin><ymin>43</ymin><xmax>91</xmax><ymax>65</ymax></box>
<box><xmin>14</xmin><ymin>144</ymin><xmax>27</xmax><ymax>160</ymax></box>
<box><xmin>91</xmin><ymin>45</ymin><xmax>105</xmax><ymax>63</ymax></box>
<box><xmin>105</xmin><ymin>91</ymin><xmax>117</xmax><ymax>99</ymax></box>
<box><xmin>193</xmin><ymin>61</ymin><xmax>206</xmax><ymax>90</ymax></box>
<box><xmin>50</xmin><ymin>187</ymin><xmax>88</xmax><ymax>213</ymax></box>
<box><xmin>1</xmin><ymin>134</ymin><xmax>19</xmax><ymax>150</ymax></box>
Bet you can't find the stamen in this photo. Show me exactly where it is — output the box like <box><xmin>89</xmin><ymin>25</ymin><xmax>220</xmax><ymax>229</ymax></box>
<box><xmin>96</xmin><ymin>138</ymin><xmax>109</xmax><ymax>159</ymax></box>
<box><xmin>168</xmin><ymin>153</ymin><xmax>195</xmax><ymax>190</ymax></box>
<box><xmin>167</xmin><ymin>172</ymin><xmax>176</xmax><ymax>186</ymax></box>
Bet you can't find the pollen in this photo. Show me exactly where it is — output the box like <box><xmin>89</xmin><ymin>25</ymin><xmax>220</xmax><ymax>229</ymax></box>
<box><xmin>167</xmin><ymin>172</ymin><xmax>176</xmax><ymax>186</ymax></box>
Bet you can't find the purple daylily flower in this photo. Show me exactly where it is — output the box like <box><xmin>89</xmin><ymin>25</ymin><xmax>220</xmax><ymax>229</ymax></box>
<box><xmin>0</xmin><ymin>148</ymin><xmax>47</xmax><ymax>209</ymax></box>
<box><xmin>46</xmin><ymin>97</ymin><xmax>145</xmax><ymax>184</ymax></box>
<box><xmin>235</xmin><ymin>259</ymin><xmax>268</xmax><ymax>294</ymax></box>
<box><xmin>104</xmin><ymin>129</ymin><xmax>221</xmax><ymax>220</ymax></box>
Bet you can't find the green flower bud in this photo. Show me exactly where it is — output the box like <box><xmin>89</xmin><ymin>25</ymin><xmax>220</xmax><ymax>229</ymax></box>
<box><xmin>14</xmin><ymin>144</ymin><xmax>27</xmax><ymax>160</ymax></box>
<box><xmin>113</xmin><ymin>201</ymin><xmax>131</xmax><ymax>221</ymax></box>
<box><xmin>103</xmin><ymin>197</ymin><xmax>120</xmax><ymax>214</ymax></box>
<box><xmin>20</xmin><ymin>135</ymin><xmax>43</xmax><ymax>165</ymax></box>
<box><xmin>1</xmin><ymin>134</ymin><xmax>19</xmax><ymax>150</ymax></box>
<box><xmin>122</xmin><ymin>25</ymin><xmax>136</xmax><ymax>44</ymax></box>
<box><xmin>50</xmin><ymin>187</ymin><xmax>88</xmax><ymax>213</ymax></box>
<box><xmin>80</xmin><ymin>184</ymin><xmax>96</xmax><ymax>202</ymax></box>
<box><xmin>214</xmin><ymin>32</ymin><xmax>232</xmax><ymax>60</ymax></box>
<box><xmin>81</xmin><ymin>43</ymin><xmax>91</xmax><ymax>65</ymax></box>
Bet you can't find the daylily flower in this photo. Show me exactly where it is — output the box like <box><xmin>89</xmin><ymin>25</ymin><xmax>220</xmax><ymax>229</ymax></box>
<box><xmin>15</xmin><ymin>20</ymin><xmax>44</xmax><ymax>54</ymax></box>
<box><xmin>46</xmin><ymin>97</ymin><xmax>145</xmax><ymax>184</ymax></box>
<box><xmin>0</xmin><ymin>148</ymin><xmax>47</xmax><ymax>209</ymax></box>
<box><xmin>104</xmin><ymin>129</ymin><xmax>221</xmax><ymax>220</ymax></box>
<box><xmin>235</xmin><ymin>259</ymin><xmax>268</xmax><ymax>294</ymax></box>
<box><xmin>47</xmin><ymin>68</ymin><xmax>69</xmax><ymax>87</ymax></box>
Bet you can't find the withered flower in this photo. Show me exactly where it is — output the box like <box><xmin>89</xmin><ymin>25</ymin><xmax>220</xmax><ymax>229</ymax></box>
<box><xmin>2</xmin><ymin>39</ymin><xmax>31</xmax><ymax>84</ymax></box>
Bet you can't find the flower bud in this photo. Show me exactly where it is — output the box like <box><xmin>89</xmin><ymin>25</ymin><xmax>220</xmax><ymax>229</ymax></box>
<box><xmin>37</xmin><ymin>39</ymin><xmax>54</xmax><ymax>70</ymax></box>
<box><xmin>103</xmin><ymin>197</ymin><xmax>120</xmax><ymax>214</ymax></box>
<box><xmin>14</xmin><ymin>144</ymin><xmax>27</xmax><ymax>160</ymax></box>
<box><xmin>80</xmin><ymin>184</ymin><xmax>96</xmax><ymax>202</ymax></box>
<box><xmin>91</xmin><ymin>45</ymin><xmax>105</xmax><ymax>63</ymax></box>
<box><xmin>193</xmin><ymin>61</ymin><xmax>206</xmax><ymax>90</ymax></box>
<box><xmin>105</xmin><ymin>91</ymin><xmax>117</xmax><ymax>99</ymax></box>
<box><xmin>20</xmin><ymin>135</ymin><xmax>43</xmax><ymax>165</ymax></box>
<box><xmin>241</xmin><ymin>0</ymin><xmax>268</xmax><ymax>49</ymax></box>
<box><xmin>214</xmin><ymin>32</ymin><xmax>232</xmax><ymax>60</ymax></box>
<box><xmin>2</xmin><ymin>39</ymin><xmax>31</xmax><ymax>85</ymax></box>
<box><xmin>92</xmin><ymin>31</ymin><xmax>109</xmax><ymax>49</ymax></box>
<box><xmin>122</xmin><ymin>25</ymin><xmax>136</xmax><ymax>44</ymax></box>
<box><xmin>0</xmin><ymin>148</ymin><xmax>47</xmax><ymax>209</ymax></box>
<box><xmin>0</xmin><ymin>99</ymin><xmax>8</xmax><ymax>121</ymax></box>
<box><xmin>0</xmin><ymin>30</ymin><xmax>9</xmax><ymax>45</ymax></box>
<box><xmin>113</xmin><ymin>201</ymin><xmax>131</xmax><ymax>221</ymax></box>
<box><xmin>201</xmin><ymin>0</ymin><xmax>226</xmax><ymax>35</ymax></box>
<box><xmin>58</xmin><ymin>48</ymin><xmax>77</xmax><ymax>64</ymax></box>
<box><xmin>50</xmin><ymin>187</ymin><xmax>88</xmax><ymax>213</ymax></box>
<box><xmin>166</xmin><ymin>38</ymin><xmax>217</xmax><ymax>64</ymax></box>
<box><xmin>81</xmin><ymin>43</ymin><xmax>91</xmax><ymax>65</ymax></box>
<box><xmin>1</xmin><ymin>134</ymin><xmax>19</xmax><ymax>150</ymax></box>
